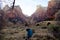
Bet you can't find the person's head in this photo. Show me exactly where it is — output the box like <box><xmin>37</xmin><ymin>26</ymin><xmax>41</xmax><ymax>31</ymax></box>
<box><xmin>26</xmin><ymin>28</ymin><xmax>30</xmax><ymax>31</ymax></box>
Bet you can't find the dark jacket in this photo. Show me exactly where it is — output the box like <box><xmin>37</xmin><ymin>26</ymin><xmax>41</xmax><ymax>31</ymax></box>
<box><xmin>26</xmin><ymin>29</ymin><xmax>33</xmax><ymax>38</ymax></box>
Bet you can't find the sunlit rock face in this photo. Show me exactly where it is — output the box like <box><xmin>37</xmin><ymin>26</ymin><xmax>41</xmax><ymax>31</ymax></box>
<box><xmin>30</xmin><ymin>0</ymin><xmax>60</xmax><ymax>24</ymax></box>
<box><xmin>47</xmin><ymin>0</ymin><xmax>60</xmax><ymax>19</ymax></box>
<box><xmin>4</xmin><ymin>6</ymin><xmax>26</xmax><ymax>24</ymax></box>
<box><xmin>30</xmin><ymin>5</ymin><xmax>47</xmax><ymax>24</ymax></box>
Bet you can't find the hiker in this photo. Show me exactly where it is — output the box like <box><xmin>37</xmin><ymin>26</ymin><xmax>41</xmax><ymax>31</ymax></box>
<box><xmin>26</xmin><ymin>28</ymin><xmax>35</xmax><ymax>40</ymax></box>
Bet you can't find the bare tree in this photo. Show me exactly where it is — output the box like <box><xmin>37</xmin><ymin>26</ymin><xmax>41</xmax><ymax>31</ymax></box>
<box><xmin>12</xmin><ymin>0</ymin><xmax>15</xmax><ymax>9</ymax></box>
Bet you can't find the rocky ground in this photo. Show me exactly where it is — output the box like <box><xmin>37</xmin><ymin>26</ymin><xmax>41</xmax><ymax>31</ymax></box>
<box><xmin>0</xmin><ymin>21</ymin><xmax>60</xmax><ymax>40</ymax></box>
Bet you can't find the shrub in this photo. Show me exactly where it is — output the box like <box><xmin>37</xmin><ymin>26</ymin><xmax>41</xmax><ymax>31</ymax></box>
<box><xmin>48</xmin><ymin>24</ymin><xmax>60</xmax><ymax>40</ymax></box>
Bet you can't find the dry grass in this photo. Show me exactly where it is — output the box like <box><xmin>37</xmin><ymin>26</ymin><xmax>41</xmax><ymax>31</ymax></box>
<box><xmin>0</xmin><ymin>21</ymin><xmax>60</xmax><ymax>40</ymax></box>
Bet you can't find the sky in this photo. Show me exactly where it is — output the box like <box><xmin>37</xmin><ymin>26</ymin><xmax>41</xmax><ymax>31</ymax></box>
<box><xmin>0</xmin><ymin>0</ymin><xmax>50</xmax><ymax>16</ymax></box>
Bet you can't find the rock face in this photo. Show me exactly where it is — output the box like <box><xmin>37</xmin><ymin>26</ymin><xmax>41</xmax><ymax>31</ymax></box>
<box><xmin>2</xmin><ymin>0</ymin><xmax>60</xmax><ymax>24</ymax></box>
<box><xmin>30</xmin><ymin>5</ymin><xmax>47</xmax><ymax>24</ymax></box>
<box><xmin>4</xmin><ymin>6</ymin><xmax>26</xmax><ymax>24</ymax></box>
<box><xmin>0</xmin><ymin>10</ymin><xmax>6</xmax><ymax>30</ymax></box>
<box><xmin>47</xmin><ymin>0</ymin><xmax>60</xmax><ymax>19</ymax></box>
<box><xmin>29</xmin><ymin>0</ymin><xmax>60</xmax><ymax>24</ymax></box>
